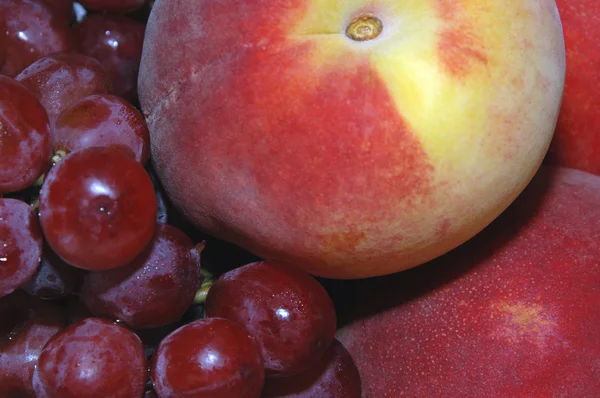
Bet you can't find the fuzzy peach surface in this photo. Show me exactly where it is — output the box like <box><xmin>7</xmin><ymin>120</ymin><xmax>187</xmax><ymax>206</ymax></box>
<box><xmin>139</xmin><ymin>0</ymin><xmax>565</xmax><ymax>279</ymax></box>
<box><xmin>335</xmin><ymin>166</ymin><xmax>600</xmax><ymax>396</ymax></box>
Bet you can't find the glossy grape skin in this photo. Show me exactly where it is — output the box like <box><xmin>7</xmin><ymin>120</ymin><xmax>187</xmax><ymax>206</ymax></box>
<box><xmin>32</xmin><ymin>317</ymin><xmax>146</xmax><ymax>398</ymax></box>
<box><xmin>21</xmin><ymin>245</ymin><xmax>85</xmax><ymax>300</ymax></box>
<box><xmin>39</xmin><ymin>146</ymin><xmax>157</xmax><ymax>271</ymax></box>
<box><xmin>0</xmin><ymin>300</ymin><xmax>66</xmax><ymax>398</ymax></box>
<box><xmin>53</xmin><ymin>93</ymin><xmax>150</xmax><ymax>164</ymax></box>
<box><xmin>151</xmin><ymin>318</ymin><xmax>265</xmax><ymax>398</ymax></box>
<box><xmin>0</xmin><ymin>0</ymin><xmax>74</xmax><ymax>77</ymax></box>
<box><xmin>81</xmin><ymin>222</ymin><xmax>201</xmax><ymax>329</ymax></box>
<box><xmin>78</xmin><ymin>0</ymin><xmax>147</xmax><ymax>13</ymax></box>
<box><xmin>0</xmin><ymin>76</ymin><xmax>52</xmax><ymax>194</ymax></box>
<box><xmin>73</xmin><ymin>14</ymin><xmax>145</xmax><ymax>102</ymax></box>
<box><xmin>261</xmin><ymin>339</ymin><xmax>361</xmax><ymax>398</ymax></box>
<box><xmin>0</xmin><ymin>198</ymin><xmax>43</xmax><ymax>298</ymax></box>
<box><xmin>205</xmin><ymin>261</ymin><xmax>337</xmax><ymax>377</ymax></box>
<box><xmin>16</xmin><ymin>53</ymin><xmax>112</xmax><ymax>123</ymax></box>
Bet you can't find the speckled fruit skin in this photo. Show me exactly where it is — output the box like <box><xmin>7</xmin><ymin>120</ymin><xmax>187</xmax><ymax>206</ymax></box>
<box><xmin>545</xmin><ymin>0</ymin><xmax>600</xmax><ymax>176</ymax></box>
<box><xmin>335</xmin><ymin>166</ymin><xmax>600</xmax><ymax>397</ymax></box>
<box><xmin>139</xmin><ymin>0</ymin><xmax>565</xmax><ymax>279</ymax></box>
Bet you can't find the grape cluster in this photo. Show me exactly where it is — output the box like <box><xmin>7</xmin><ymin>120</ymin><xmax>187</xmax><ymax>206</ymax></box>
<box><xmin>0</xmin><ymin>1</ymin><xmax>362</xmax><ymax>397</ymax></box>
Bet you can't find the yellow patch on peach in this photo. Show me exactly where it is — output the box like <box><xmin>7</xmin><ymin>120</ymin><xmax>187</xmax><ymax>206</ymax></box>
<box><xmin>322</xmin><ymin>231</ymin><xmax>367</xmax><ymax>252</ymax></box>
<box><xmin>288</xmin><ymin>0</ymin><xmax>562</xmax><ymax>166</ymax></box>
<box><xmin>491</xmin><ymin>302</ymin><xmax>559</xmax><ymax>346</ymax></box>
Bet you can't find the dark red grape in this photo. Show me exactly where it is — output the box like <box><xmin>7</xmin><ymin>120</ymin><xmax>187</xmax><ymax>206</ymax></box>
<box><xmin>21</xmin><ymin>245</ymin><xmax>85</xmax><ymax>300</ymax></box>
<box><xmin>0</xmin><ymin>198</ymin><xmax>43</xmax><ymax>298</ymax></box>
<box><xmin>261</xmin><ymin>339</ymin><xmax>362</xmax><ymax>398</ymax></box>
<box><xmin>0</xmin><ymin>0</ymin><xmax>74</xmax><ymax>77</ymax></box>
<box><xmin>53</xmin><ymin>93</ymin><xmax>150</xmax><ymax>164</ymax></box>
<box><xmin>81</xmin><ymin>222</ymin><xmax>201</xmax><ymax>329</ymax></box>
<box><xmin>73</xmin><ymin>14</ymin><xmax>145</xmax><ymax>102</ymax></box>
<box><xmin>0</xmin><ymin>13</ymin><xmax>7</xmax><ymax>69</ymax></box>
<box><xmin>0</xmin><ymin>76</ymin><xmax>52</xmax><ymax>194</ymax></box>
<box><xmin>0</xmin><ymin>300</ymin><xmax>66</xmax><ymax>397</ymax></box>
<box><xmin>38</xmin><ymin>146</ymin><xmax>157</xmax><ymax>271</ymax></box>
<box><xmin>37</xmin><ymin>0</ymin><xmax>75</xmax><ymax>22</ymax></box>
<box><xmin>32</xmin><ymin>317</ymin><xmax>146</xmax><ymax>397</ymax></box>
<box><xmin>151</xmin><ymin>318</ymin><xmax>265</xmax><ymax>398</ymax></box>
<box><xmin>78</xmin><ymin>0</ymin><xmax>147</xmax><ymax>13</ymax></box>
<box><xmin>205</xmin><ymin>261</ymin><xmax>337</xmax><ymax>377</ymax></box>
<box><xmin>16</xmin><ymin>52</ymin><xmax>112</xmax><ymax>123</ymax></box>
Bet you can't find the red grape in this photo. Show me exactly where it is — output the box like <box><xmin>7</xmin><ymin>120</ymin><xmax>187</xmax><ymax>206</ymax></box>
<box><xmin>0</xmin><ymin>0</ymin><xmax>74</xmax><ymax>77</ymax></box>
<box><xmin>73</xmin><ymin>14</ymin><xmax>145</xmax><ymax>102</ymax></box>
<box><xmin>0</xmin><ymin>198</ymin><xmax>43</xmax><ymax>298</ymax></box>
<box><xmin>81</xmin><ymin>222</ymin><xmax>201</xmax><ymax>329</ymax></box>
<box><xmin>53</xmin><ymin>93</ymin><xmax>151</xmax><ymax>164</ymax></box>
<box><xmin>16</xmin><ymin>52</ymin><xmax>112</xmax><ymax>123</ymax></box>
<box><xmin>0</xmin><ymin>76</ymin><xmax>52</xmax><ymax>194</ymax></box>
<box><xmin>261</xmin><ymin>339</ymin><xmax>362</xmax><ymax>398</ymax></box>
<box><xmin>205</xmin><ymin>261</ymin><xmax>337</xmax><ymax>377</ymax></box>
<box><xmin>39</xmin><ymin>146</ymin><xmax>157</xmax><ymax>271</ymax></box>
<box><xmin>78</xmin><ymin>0</ymin><xmax>147</xmax><ymax>13</ymax></box>
<box><xmin>151</xmin><ymin>318</ymin><xmax>265</xmax><ymax>398</ymax></box>
<box><xmin>0</xmin><ymin>13</ymin><xmax>7</xmax><ymax>69</ymax></box>
<box><xmin>21</xmin><ymin>244</ymin><xmax>85</xmax><ymax>300</ymax></box>
<box><xmin>0</xmin><ymin>300</ymin><xmax>66</xmax><ymax>397</ymax></box>
<box><xmin>37</xmin><ymin>0</ymin><xmax>75</xmax><ymax>22</ymax></box>
<box><xmin>32</xmin><ymin>317</ymin><xmax>146</xmax><ymax>397</ymax></box>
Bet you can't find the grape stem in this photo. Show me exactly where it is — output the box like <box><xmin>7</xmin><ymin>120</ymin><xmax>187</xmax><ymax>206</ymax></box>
<box><xmin>194</xmin><ymin>285</ymin><xmax>211</xmax><ymax>305</ymax></box>
<box><xmin>33</xmin><ymin>173</ymin><xmax>45</xmax><ymax>188</ymax></box>
<box><xmin>195</xmin><ymin>241</ymin><xmax>206</xmax><ymax>256</ymax></box>
<box><xmin>51</xmin><ymin>149</ymin><xmax>68</xmax><ymax>166</ymax></box>
<box><xmin>194</xmin><ymin>245</ymin><xmax>213</xmax><ymax>304</ymax></box>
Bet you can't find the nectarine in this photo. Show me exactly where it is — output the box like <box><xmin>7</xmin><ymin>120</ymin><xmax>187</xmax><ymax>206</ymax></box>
<box><xmin>546</xmin><ymin>0</ymin><xmax>600</xmax><ymax>176</ymax></box>
<box><xmin>139</xmin><ymin>0</ymin><xmax>566</xmax><ymax>278</ymax></box>
<box><xmin>335</xmin><ymin>166</ymin><xmax>600</xmax><ymax>396</ymax></box>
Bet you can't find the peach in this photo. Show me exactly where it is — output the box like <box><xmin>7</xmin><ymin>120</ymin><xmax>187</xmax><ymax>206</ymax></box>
<box><xmin>545</xmin><ymin>0</ymin><xmax>600</xmax><ymax>176</ymax></box>
<box><xmin>335</xmin><ymin>165</ymin><xmax>600</xmax><ymax>396</ymax></box>
<box><xmin>139</xmin><ymin>0</ymin><xmax>566</xmax><ymax>279</ymax></box>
